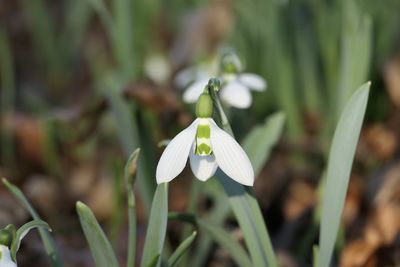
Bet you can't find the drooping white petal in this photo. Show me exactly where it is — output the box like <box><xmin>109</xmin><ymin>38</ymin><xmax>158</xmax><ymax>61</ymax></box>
<box><xmin>220</xmin><ymin>81</ymin><xmax>252</xmax><ymax>108</ymax></box>
<box><xmin>208</xmin><ymin>119</ymin><xmax>254</xmax><ymax>186</ymax></box>
<box><xmin>182</xmin><ymin>78</ymin><xmax>209</xmax><ymax>103</ymax></box>
<box><xmin>156</xmin><ymin>119</ymin><xmax>199</xmax><ymax>184</ymax></box>
<box><xmin>238</xmin><ymin>73</ymin><xmax>267</xmax><ymax>91</ymax></box>
<box><xmin>189</xmin><ymin>146</ymin><xmax>218</xmax><ymax>181</ymax></box>
<box><xmin>0</xmin><ymin>245</ymin><xmax>17</xmax><ymax>267</ymax></box>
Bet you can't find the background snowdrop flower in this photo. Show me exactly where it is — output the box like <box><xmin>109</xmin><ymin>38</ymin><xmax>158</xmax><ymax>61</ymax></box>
<box><xmin>178</xmin><ymin>53</ymin><xmax>267</xmax><ymax>108</ymax></box>
<box><xmin>219</xmin><ymin>72</ymin><xmax>267</xmax><ymax>108</ymax></box>
<box><xmin>156</xmin><ymin>90</ymin><xmax>254</xmax><ymax>186</ymax></box>
<box><xmin>0</xmin><ymin>245</ymin><xmax>17</xmax><ymax>267</ymax></box>
<box><xmin>144</xmin><ymin>53</ymin><xmax>171</xmax><ymax>85</ymax></box>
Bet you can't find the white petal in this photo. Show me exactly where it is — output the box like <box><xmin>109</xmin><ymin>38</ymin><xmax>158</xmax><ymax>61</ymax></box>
<box><xmin>174</xmin><ymin>67</ymin><xmax>197</xmax><ymax>88</ymax></box>
<box><xmin>220</xmin><ymin>81</ymin><xmax>252</xmax><ymax>108</ymax></box>
<box><xmin>156</xmin><ymin>120</ymin><xmax>199</xmax><ymax>183</ymax></box>
<box><xmin>209</xmin><ymin>119</ymin><xmax>254</xmax><ymax>186</ymax></box>
<box><xmin>182</xmin><ymin>78</ymin><xmax>209</xmax><ymax>103</ymax></box>
<box><xmin>0</xmin><ymin>245</ymin><xmax>17</xmax><ymax>267</ymax></box>
<box><xmin>189</xmin><ymin>147</ymin><xmax>218</xmax><ymax>181</ymax></box>
<box><xmin>239</xmin><ymin>73</ymin><xmax>267</xmax><ymax>91</ymax></box>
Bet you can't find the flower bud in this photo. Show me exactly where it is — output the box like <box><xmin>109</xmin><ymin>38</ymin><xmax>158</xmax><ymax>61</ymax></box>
<box><xmin>196</xmin><ymin>92</ymin><xmax>213</xmax><ymax>118</ymax></box>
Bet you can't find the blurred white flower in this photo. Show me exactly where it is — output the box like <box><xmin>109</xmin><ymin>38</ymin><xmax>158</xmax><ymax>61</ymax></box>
<box><xmin>0</xmin><ymin>245</ymin><xmax>17</xmax><ymax>267</ymax></box>
<box><xmin>183</xmin><ymin>73</ymin><xmax>267</xmax><ymax>108</ymax></box>
<box><xmin>144</xmin><ymin>53</ymin><xmax>171</xmax><ymax>85</ymax></box>
<box><xmin>175</xmin><ymin>55</ymin><xmax>267</xmax><ymax>109</ymax></box>
<box><xmin>156</xmin><ymin>92</ymin><xmax>254</xmax><ymax>186</ymax></box>
<box><xmin>174</xmin><ymin>58</ymin><xmax>219</xmax><ymax>89</ymax></box>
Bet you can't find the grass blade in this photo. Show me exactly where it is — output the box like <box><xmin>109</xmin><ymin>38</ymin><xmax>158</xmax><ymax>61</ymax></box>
<box><xmin>318</xmin><ymin>82</ymin><xmax>370</xmax><ymax>267</ymax></box>
<box><xmin>167</xmin><ymin>231</ymin><xmax>197</xmax><ymax>267</ymax></box>
<box><xmin>76</xmin><ymin>202</ymin><xmax>119</xmax><ymax>267</ymax></box>
<box><xmin>242</xmin><ymin>112</ymin><xmax>285</xmax><ymax>175</ymax></box>
<box><xmin>336</xmin><ymin>0</ymin><xmax>372</xmax><ymax>119</ymax></box>
<box><xmin>101</xmin><ymin>76</ymin><xmax>155</xmax><ymax>210</ymax></box>
<box><xmin>11</xmin><ymin>220</ymin><xmax>51</xmax><ymax>261</ymax></box>
<box><xmin>2</xmin><ymin>178</ymin><xmax>63</xmax><ymax>267</ymax></box>
<box><xmin>125</xmin><ymin>149</ymin><xmax>140</xmax><ymax>267</ymax></box>
<box><xmin>140</xmin><ymin>183</ymin><xmax>169</xmax><ymax>267</ymax></box>
<box><xmin>217</xmin><ymin>173</ymin><xmax>277</xmax><ymax>267</ymax></box>
<box><xmin>112</xmin><ymin>0</ymin><xmax>134</xmax><ymax>78</ymax></box>
<box><xmin>169</xmin><ymin>213</ymin><xmax>252</xmax><ymax>267</ymax></box>
<box><xmin>19</xmin><ymin>0</ymin><xmax>62</xmax><ymax>78</ymax></box>
<box><xmin>84</xmin><ymin>0</ymin><xmax>114</xmax><ymax>33</ymax></box>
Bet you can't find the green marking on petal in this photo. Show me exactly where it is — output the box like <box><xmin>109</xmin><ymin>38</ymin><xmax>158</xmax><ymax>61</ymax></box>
<box><xmin>195</xmin><ymin>121</ymin><xmax>212</xmax><ymax>155</ymax></box>
<box><xmin>197</xmin><ymin>124</ymin><xmax>210</xmax><ymax>138</ymax></box>
<box><xmin>196</xmin><ymin>144</ymin><xmax>212</xmax><ymax>155</ymax></box>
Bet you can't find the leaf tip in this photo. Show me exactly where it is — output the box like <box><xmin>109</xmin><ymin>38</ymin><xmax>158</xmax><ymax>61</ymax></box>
<box><xmin>76</xmin><ymin>201</ymin><xmax>87</xmax><ymax>211</ymax></box>
<box><xmin>2</xmin><ymin>177</ymin><xmax>9</xmax><ymax>185</ymax></box>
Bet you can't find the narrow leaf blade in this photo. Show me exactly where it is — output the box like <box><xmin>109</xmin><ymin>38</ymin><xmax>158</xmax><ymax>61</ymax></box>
<box><xmin>243</xmin><ymin>112</ymin><xmax>285</xmax><ymax>175</ymax></box>
<box><xmin>2</xmin><ymin>178</ymin><xmax>63</xmax><ymax>267</ymax></box>
<box><xmin>167</xmin><ymin>231</ymin><xmax>197</xmax><ymax>267</ymax></box>
<box><xmin>11</xmin><ymin>220</ymin><xmax>51</xmax><ymax>260</ymax></box>
<box><xmin>140</xmin><ymin>183</ymin><xmax>169</xmax><ymax>267</ymax></box>
<box><xmin>76</xmin><ymin>201</ymin><xmax>119</xmax><ymax>267</ymax></box>
<box><xmin>318</xmin><ymin>82</ymin><xmax>370</xmax><ymax>267</ymax></box>
<box><xmin>169</xmin><ymin>213</ymin><xmax>252</xmax><ymax>267</ymax></box>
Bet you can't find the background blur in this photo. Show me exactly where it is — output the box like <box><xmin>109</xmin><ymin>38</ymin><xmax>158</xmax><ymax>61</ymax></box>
<box><xmin>0</xmin><ymin>0</ymin><xmax>400</xmax><ymax>266</ymax></box>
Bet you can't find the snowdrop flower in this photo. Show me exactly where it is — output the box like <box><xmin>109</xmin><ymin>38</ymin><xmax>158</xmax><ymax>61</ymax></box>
<box><xmin>156</xmin><ymin>87</ymin><xmax>254</xmax><ymax>186</ymax></box>
<box><xmin>144</xmin><ymin>53</ymin><xmax>171</xmax><ymax>85</ymax></box>
<box><xmin>0</xmin><ymin>245</ymin><xmax>17</xmax><ymax>267</ymax></box>
<box><xmin>178</xmin><ymin>53</ymin><xmax>267</xmax><ymax>109</ymax></box>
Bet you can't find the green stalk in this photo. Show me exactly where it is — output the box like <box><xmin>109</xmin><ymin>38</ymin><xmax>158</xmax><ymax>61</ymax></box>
<box><xmin>113</xmin><ymin>0</ymin><xmax>135</xmax><ymax>79</ymax></box>
<box><xmin>208</xmin><ymin>84</ymin><xmax>278</xmax><ymax>267</ymax></box>
<box><xmin>125</xmin><ymin>149</ymin><xmax>140</xmax><ymax>267</ymax></box>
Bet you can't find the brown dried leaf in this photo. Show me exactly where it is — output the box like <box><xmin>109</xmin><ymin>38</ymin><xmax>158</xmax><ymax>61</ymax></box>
<box><xmin>364</xmin><ymin>124</ymin><xmax>397</xmax><ymax>161</ymax></box>
<box><xmin>340</xmin><ymin>240</ymin><xmax>376</xmax><ymax>267</ymax></box>
<box><xmin>284</xmin><ymin>180</ymin><xmax>315</xmax><ymax>221</ymax></box>
<box><xmin>383</xmin><ymin>56</ymin><xmax>400</xmax><ymax>107</ymax></box>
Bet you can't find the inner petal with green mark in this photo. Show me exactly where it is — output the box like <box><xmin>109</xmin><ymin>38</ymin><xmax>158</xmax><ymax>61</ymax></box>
<box><xmin>195</xmin><ymin>119</ymin><xmax>212</xmax><ymax>156</ymax></box>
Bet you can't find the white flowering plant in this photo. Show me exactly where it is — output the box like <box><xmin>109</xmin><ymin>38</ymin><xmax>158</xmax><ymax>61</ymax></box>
<box><xmin>1</xmin><ymin>76</ymin><xmax>370</xmax><ymax>267</ymax></box>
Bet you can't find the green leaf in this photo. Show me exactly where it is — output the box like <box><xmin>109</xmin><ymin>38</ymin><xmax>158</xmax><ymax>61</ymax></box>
<box><xmin>112</xmin><ymin>0</ymin><xmax>134</xmax><ymax>78</ymax></box>
<box><xmin>140</xmin><ymin>183</ymin><xmax>169</xmax><ymax>267</ymax></box>
<box><xmin>167</xmin><ymin>231</ymin><xmax>197</xmax><ymax>267</ymax></box>
<box><xmin>313</xmin><ymin>245</ymin><xmax>319</xmax><ymax>267</ymax></box>
<box><xmin>125</xmin><ymin>149</ymin><xmax>140</xmax><ymax>267</ymax></box>
<box><xmin>209</xmin><ymin>87</ymin><xmax>278</xmax><ymax>267</ymax></box>
<box><xmin>2</xmin><ymin>178</ymin><xmax>63</xmax><ymax>267</ymax></box>
<box><xmin>102</xmin><ymin>76</ymin><xmax>155</xmax><ymax>211</ymax></box>
<box><xmin>217</xmin><ymin>173</ymin><xmax>277</xmax><ymax>267</ymax></box>
<box><xmin>336</xmin><ymin>0</ymin><xmax>372</xmax><ymax>120</ymax></box>
<box><xmin>84</xmin><ymin>0</ymin><xmax>114</xmax><ymax>33</ymax></box>
<box><xmin>242</xmin><ymin>112</ymin><xmax>285</xmax><ymax>175</ymax></box>
<box><xmin>146</xmin><ymin>254</ymin><xmax>160</xmax><ymax>267</ymax></box>
<box><xmin>76</xmin><ymin>201</ymin><xmax>119</xmax><ymax>267</ymax></box>
<box><xmin>318</xmin><ymin>82</ymin><xmax>370</xmax><ymax>267</ymax></box>
<box><xmin>169</xmin><ymin>213</ymin><xmax>252</xmax><ymax>267</ymax></box>
<box><xmin>11</xmin><ymin>220</ymin><xmax>51</xmax><ymax>261</ymax></box>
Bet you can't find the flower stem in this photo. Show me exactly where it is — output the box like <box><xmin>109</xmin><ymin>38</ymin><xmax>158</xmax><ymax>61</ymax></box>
<box><xmin>208</xmin><ymin>81</ymin><xmax>278</xmax><ymax>267</ymax></box>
